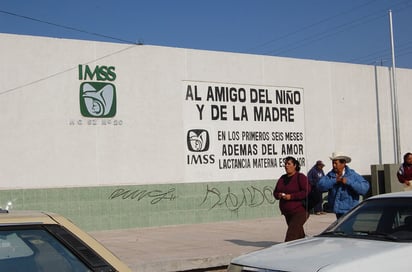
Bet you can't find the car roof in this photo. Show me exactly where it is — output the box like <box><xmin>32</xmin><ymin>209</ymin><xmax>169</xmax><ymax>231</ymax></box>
<box><xmin>368</xmin><ymin>190</ymin><xmax>412</xmax><ymax>200</ymax></box>
<box><xmin>0</xmin><ymin>210</ymin><xmax>60</xmax><ymax>226</ymax></box>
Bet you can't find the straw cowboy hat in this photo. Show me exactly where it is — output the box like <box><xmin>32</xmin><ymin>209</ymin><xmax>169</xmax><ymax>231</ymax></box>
<box><xmin>330</xmin><ymin>151</ymin><xmax>352</xmax><ymax>163</ymax></box>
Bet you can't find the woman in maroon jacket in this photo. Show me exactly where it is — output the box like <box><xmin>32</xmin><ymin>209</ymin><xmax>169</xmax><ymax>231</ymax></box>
<box><xmin>273</xmin><ymin>156</ymin><xmax>311</xmax><ymax>242</ymax></box>
<box><xmin>397</xmin><ymin>152</ymin><xmax>412</xmax><ymax>187</ymax></box>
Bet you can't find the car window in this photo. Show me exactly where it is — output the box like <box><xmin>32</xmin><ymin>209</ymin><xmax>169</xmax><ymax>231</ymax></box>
<box><xmin>351</xmin><ymin>210</ymin><xmax>381</xmax><ymax>232</ymax></box>
<box><xmin>324</xmin><ymin>197</ymin><xmax>412</xmax><ymax>241</ymax></box>
<box><xmin>392</xmin><ymin>209</ymin><xmax>412</xmax><ymax>231</ymax></box>
<box><xmin>0</xmin><ymin>226</ymin><xmax>92</xmax><ymax>272</ymax></box>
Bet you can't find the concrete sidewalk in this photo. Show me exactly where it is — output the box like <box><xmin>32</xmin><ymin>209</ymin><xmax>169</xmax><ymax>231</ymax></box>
<box><xmin>90</xmin><ymin>213</ymin><xmax>336</xmax><ymax>272</ymax></box>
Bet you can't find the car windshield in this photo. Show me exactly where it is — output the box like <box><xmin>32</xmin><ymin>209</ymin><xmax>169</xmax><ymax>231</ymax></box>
<box><xmin>0</xmin><ymin>226</ymin><xmax>91</xmax><ymax>272</ymax></box>
<box><xmin>320</xmin><ymin>197</ymin><xmax>412</xmax><ymax>242</ymax></box>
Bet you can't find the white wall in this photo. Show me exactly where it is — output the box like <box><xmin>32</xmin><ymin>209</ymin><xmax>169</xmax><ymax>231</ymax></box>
<box><xmin>0</xmin><ymin>33</ymin><xmax>411</xmax><ymax>189</ymax></box>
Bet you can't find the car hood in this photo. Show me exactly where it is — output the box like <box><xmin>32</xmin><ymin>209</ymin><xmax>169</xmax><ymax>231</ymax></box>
<box><xmin>230</xmin><ymin>236</ymin><xmax>411</xmax><ymax>271</ymax></box>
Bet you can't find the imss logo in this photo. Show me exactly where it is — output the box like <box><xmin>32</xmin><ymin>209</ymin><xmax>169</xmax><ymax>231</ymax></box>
<box><xmin>186</xmin><ymin>129</ymin><xmax>215</xmax><ymax>165</ymax></box>
<box><xmin>80</xmin><ymin>82</ymin><xmax>116</xmax><ymax>118</ymax></box>
<box><xmin>187</xmin><ymin>129</ymin><xmax>210</xmax><ymax>152</ymax></box>
<box><xmin>78</xmin><ymin>65</ymin><xmax>117</xmax><ymax>118</ymax></box>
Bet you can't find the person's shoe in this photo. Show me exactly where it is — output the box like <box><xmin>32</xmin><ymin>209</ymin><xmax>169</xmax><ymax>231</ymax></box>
<box><xmin>315</xmin><ymin>212</ymin><xmax>321</xmax><ymax>215</ymax></box>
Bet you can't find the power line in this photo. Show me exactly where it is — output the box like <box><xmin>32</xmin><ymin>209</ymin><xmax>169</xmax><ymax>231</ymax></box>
<box><xmin>245</xmin><ymin>0</ymin><xmax>379</xmax><ymax>54</ymax></box>
<box><xmin>346</xmin><ymin>3</ymin><xmax>412</xmax><ymax>66</ymax></box>
<box><xmin>0</xmin><ymin>44</ymin><xmax>137</xmax><ymax>96</ymax></box>
<box><xmin>248</xmin><ymin>0</ymin><xmax>411</xmax><ymax>66</ymax></box>
<box><xmin>349</xmin><ymin>39</ymin><xmax>412</xmax><ymax>64</ymax></box>
<box><xmin>0</xmin><ymin>9</ymin><xmax>137</xmax><ymax>44</ymax></box>
<box><xmin>267</xmin><ymin>11</ymin><xmax>387</xmax><ymax>56</ymax></box>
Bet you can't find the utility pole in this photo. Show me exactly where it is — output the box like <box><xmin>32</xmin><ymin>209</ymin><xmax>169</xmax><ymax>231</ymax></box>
<box><xmin>389</xmin><ymin>10</ymin><xmax>401</xmax><ymax>164</ymax></box>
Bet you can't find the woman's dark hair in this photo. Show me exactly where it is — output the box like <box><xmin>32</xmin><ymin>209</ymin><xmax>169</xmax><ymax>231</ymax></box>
<box><xmin>403</xmin><ymin>152</ymin><xmax>412</xmax><ymax>165</ymax></box>
<box><xmin>284</xmin><ymin>156</ymin><xmax>300</xmax><ymax>172</ymax></box>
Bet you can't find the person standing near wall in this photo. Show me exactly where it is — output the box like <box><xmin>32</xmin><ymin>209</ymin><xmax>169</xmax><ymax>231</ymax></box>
<box><xmin>397</xmin><ymin>152</ymin><xmax>412</xmax><ymax>190</ymax></box>
<box><xmin>318</xmin><ymin>152</ymin><xmax>370</xmax><ymax>219</ymax></box>
<box><xmin>307</xmin><ymin>160</ymin><xmax>325</xmax><ymax>215</ymax></box>
<box><xmin>273</xmin><ymin>156</ymin><xmax>310</xmax><ymax>242</ymax></box>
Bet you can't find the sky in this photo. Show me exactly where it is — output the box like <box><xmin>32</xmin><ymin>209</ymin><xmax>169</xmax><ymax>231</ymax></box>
<box><xmin>1</xmin><ymin>0</ymin><xmax>411</xmax><ymax>69</ymax></box>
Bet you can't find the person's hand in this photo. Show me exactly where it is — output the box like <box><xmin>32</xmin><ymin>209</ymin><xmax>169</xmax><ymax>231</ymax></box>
<box><xmin>281</xmin><ymin>193</ymin><xmax>291</xmax><ymax>200</ymax></box>
<box><xmin>405</xmin><ymin>180</ymin><xmax>411</xmax><ymax>186</ymax></box>
<box><xmin>336</xmin><ymin>175</ymin><xmax>347</xmax><ymax>184</ymax></box>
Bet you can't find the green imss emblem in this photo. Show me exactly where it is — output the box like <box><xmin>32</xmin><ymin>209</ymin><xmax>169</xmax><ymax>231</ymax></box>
<box><xmin>79</xmin><ymin>82</ymin><xmax>116</xmax><ymax>118</ymax></box>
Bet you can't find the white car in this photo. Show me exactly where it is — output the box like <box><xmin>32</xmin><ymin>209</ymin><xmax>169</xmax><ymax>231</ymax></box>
<box><xmin>227</xmin><ymin>191</ymin><xmax>412</xmax><ymax>272</ymax></box>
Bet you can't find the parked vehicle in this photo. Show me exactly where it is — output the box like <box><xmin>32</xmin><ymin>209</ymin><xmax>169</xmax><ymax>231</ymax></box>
<box><xmin>0</xmin><ymin>210</ymin><xmax>131</xmax><ymax>272</ymax></box>
<box><xmin>227</xmin><ymin>191</ymin><xmax>412</xmax><ymax>272</ymax></box>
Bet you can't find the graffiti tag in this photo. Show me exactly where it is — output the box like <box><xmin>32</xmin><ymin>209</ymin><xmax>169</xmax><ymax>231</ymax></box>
<box><xmin>200</xmin><ymin>184</ymin><xmax>276</xmax><ymax>212</ymax></box>
<box><xmin>109</xmin><ymin>188</ymin><xmax>177</xmax><ymax>204</ymax></box>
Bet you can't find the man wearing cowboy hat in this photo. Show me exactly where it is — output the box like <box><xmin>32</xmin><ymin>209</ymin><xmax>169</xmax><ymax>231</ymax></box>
<box><xmin>318</xmin><ymin>152</ymin><xmax>370</xmax><ymax>219</ymax></box>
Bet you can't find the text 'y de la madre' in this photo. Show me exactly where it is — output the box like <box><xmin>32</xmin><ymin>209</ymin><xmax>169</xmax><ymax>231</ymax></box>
<box><xmin>185</xmin><ymin>85</ymin><xmax>301</xmax><ymax>122</ymax></box>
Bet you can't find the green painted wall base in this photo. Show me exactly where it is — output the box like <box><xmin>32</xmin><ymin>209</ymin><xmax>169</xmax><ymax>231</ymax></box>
<box><xmin>0</xmin><ymin>180</ymin><xmax>281</xmax><ymax>231</ymax></box>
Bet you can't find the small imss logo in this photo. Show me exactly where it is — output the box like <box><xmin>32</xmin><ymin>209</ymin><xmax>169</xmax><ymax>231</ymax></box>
<box><xmin>187</xmin><ymin>129</ymin><xmax>210</xmax><ymax>152</ymax></box>
<box><xmin>78</xmin><ymin>65</ymin><xmax>117</xmax><ymax>118</ymax></box>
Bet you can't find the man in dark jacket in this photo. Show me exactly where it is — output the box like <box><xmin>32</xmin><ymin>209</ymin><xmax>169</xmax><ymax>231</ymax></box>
<box><xmin>307</xmin><ymin>160</ymin><xmax>325</xmax><ymax>215</ymax></box>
